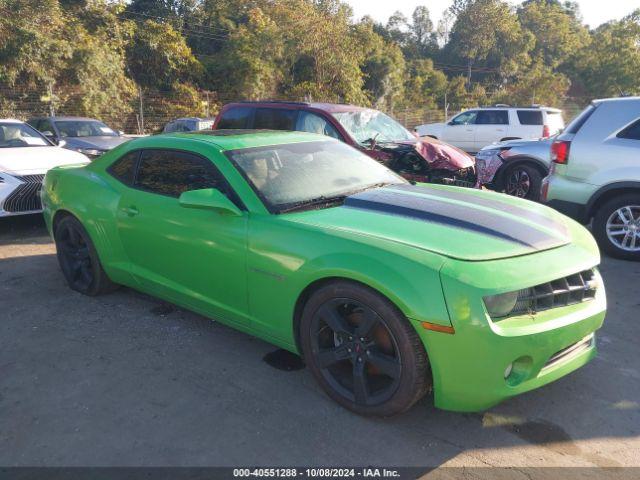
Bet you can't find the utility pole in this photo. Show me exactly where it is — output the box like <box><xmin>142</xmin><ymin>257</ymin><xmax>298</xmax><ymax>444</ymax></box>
<box><xmin>48</xmin><ymin>82</ymin><xmax>55</xmax><ymax>117</ymax></box>
<box><xmin>138</xmin><ymin>86</ymin><xmax>145</xmax><ymax>135</ymax></box>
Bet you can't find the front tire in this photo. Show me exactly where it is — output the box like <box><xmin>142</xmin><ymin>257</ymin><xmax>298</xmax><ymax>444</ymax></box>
<box><xmin>593</xmin><ymin>194</ymin><xmax>640</xmax><ymax>260</ymax></box>
<box><xmin>299</xmin><ymin>281</ymin><xmax>431</xmax><ymax>417</ymax></box>
<box><xmin>504</xmin><ymin>164</ymin><xmax>542</xmax><ymax>201</ymax></box>
<box><xmin>54</xmin><ymin>215</ymin><xmax>119</xmax><ymax>295</ymax></box>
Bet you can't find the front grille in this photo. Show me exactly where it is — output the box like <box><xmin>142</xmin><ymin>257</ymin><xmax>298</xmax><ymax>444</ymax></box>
<box><xmin>542</xmin><ymin>334</ymin><xmax>594</xmax><ymax>372</ymax></box>
<box><xmin>507</xmin><ymin>269</ymin><xmax>598</xmax><ymax>317</ymax></box>
<box><xmin>431</xmin><ymin>166</ymin><xmax>477</xmax><ymax>189</ymax></box>
<box><xmin>1</xmin><ymin>174</ymin><xmax>45</xmax><ymax>213</ymax></box>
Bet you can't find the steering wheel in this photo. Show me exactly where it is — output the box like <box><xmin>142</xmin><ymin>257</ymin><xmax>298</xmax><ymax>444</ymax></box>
<box><xmin>6</xmin><ymin>138</ymin><xmax>28</xmax><ymax>147</ymax></box>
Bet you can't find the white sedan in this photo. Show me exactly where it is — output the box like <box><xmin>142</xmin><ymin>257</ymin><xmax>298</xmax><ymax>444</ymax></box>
<box><xmin>0</xmin><ymin>119</ymin><xmax>88</xmax><ymax>217</ymax></box>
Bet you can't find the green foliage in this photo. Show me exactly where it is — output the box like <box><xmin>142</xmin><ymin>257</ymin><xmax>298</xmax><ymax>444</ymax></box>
<box><xmin>518</xmin><ymin>0</ymin><xmax>590</xmax><ymax>68</ymax></box>
<box><xmin>1</xmin><ymin>0</ymin><xmax>638</xmax><ymax>128</ymax></box>
<box><xmin>570</xmin><ymin>10</ymin><xmax>640</xmax><ymax>97</ymax></box>
<box><xmin>126</xmin><ymin>19</ymin><xmax>202</xmax><ymax>90</ymax></box>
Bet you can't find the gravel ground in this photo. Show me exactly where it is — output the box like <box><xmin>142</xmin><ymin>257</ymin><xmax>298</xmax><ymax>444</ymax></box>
<box><xmin>0</xmin><ymin>215</ymin><xmax>638</xmax><ymax>471</ymax></box>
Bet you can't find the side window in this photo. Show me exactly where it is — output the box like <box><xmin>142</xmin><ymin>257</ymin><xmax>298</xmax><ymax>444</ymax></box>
<box><xmin>476</xmin><ymin>110</ymin><xmax>509</xmax><ymax>125</ymax></box>
<box><xmin>253</xmin><ymin>108</ymin><xmax>298</xmax><ymax>130</ymax></box>
<box><xmin>217</xmin><ymin>107</ymin><xmax>254</xmax><ymax>129</ymax></box>
<box><xmin>296</xmin><ymin>111</ymin><xmax>342</xmax><ymax>139</ymax></box>
<box><xmin>450</xmin><ymin>111</ymin><xmax>477</xmax><ymax>126</ymax></box>
<box><xmin>135</xmin><ymin>150</ymin><xmax>223</xmax><ymax>198</ymax></box>
<box><xmin>617</xmin><ymin>119</ymin><xmax>640</xmax><ymax>141</ymax></box>
<box><xmin>517</xmin><ymin>110</ymin><xmax>543</xmax><ymax>125</ymax></box>
<box><xmin>107</xmin><ymin>151</ymin><xmax>139</xmax><ymax>186</ymax></box>
<box><xmin>39</xmin><ymin>119</ymin><xmax>55</xmax><ymax>135</ymax></box>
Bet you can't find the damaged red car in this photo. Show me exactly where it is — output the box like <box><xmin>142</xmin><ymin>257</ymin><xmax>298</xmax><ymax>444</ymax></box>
<box><xmin>212</xmin><ymin>101</ymin><xmax>476</xmax><ymax>187</ymax></box>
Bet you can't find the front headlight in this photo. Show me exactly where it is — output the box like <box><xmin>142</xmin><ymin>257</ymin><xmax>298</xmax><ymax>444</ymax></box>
<box><xmin>483</xmin><ymin>291</ymin><xmax>520</xmax><ymax>318</ymax></box>
<box><xmin>77</xmin><ymin>148</ymin><xmax>104</xmax><ymax>157</ymax></box>
<box><xmin>475</xmin><ymin>148</ymin><xmax>502</xmax><ymax>160</ymax></box>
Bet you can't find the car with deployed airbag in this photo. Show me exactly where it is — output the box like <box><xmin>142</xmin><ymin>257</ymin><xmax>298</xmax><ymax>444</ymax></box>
<box><xmin>41</xmin><ymin>130</ymin><xmax>606</xmax><ymax>416</ymax></box>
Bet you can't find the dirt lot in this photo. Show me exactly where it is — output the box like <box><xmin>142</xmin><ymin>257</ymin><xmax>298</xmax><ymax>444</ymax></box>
<box><xmin>1</xmin><ymin>215</ymin><xmax>639</xmax><ymax>470</ymax></box>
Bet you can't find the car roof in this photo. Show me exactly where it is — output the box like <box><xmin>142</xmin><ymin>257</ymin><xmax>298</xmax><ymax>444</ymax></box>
<box><xmin>223</xmin><ymin>101</ymin><xmax>372</xmax><ymax>114</ymax></box>
<box><xmin>593</xmin><ymin>96</ymin><xmax>640</xmax><ymax>105</ymax></box>
<box><xmin>0</xmin><ymin>118</ymin><xmax>24</xmax><ymax>124</ymax></box>
<box><xmin>30</xmin><ymin>116</ymin><xmax>103</xmax><ymax>122</ymax></box>
<box><xmin>154</xmin><ymin>129</ymin><xmax>331</xmax><ymax>151</ymax></box>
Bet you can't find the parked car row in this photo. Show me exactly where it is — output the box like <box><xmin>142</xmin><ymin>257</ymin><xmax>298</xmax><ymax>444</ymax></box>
<box><xmin>213</xmin><ymin>101</ymin><xmax>477</xmax><ymax>187</ymax></box>
<box><xmin>472</xmin><ymin>96</ymin><xmax>640</xmax><ymax>260</ymax></box>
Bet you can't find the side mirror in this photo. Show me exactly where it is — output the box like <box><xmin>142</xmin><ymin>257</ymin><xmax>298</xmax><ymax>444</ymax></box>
<box><xmin>118</xmin><ymin>130</ymin><xmax>125</xmax><ymax>136</ymax></box>
<box><xmin>57</xmin><ymin>139</ymin><xmax>67</xmax><ymax>148</ymax></box>
<box><xmin>42</xmin><ymin>131</ymin><xmax>57</xmax><ymax>142</ymax></box>
<box><xmin>178</xmin><ymin>188</ymin><xmax>242</xmax><ymax>216</ymax></box>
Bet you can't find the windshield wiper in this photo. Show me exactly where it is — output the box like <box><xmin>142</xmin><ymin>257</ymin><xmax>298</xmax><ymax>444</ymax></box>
<box><xmin>277</xmin><ymin>194</ymin><xmax>348</xmax><ymax>213</ymax></box>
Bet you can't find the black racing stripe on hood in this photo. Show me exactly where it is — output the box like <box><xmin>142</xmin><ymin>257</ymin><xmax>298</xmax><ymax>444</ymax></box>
<box><xmin>344</xmin><ymin>188</ymin><xmax>568</xmax><ymax>249</ymax></box>
<box><xmin>390</xmin><ymin>183</ymin><xmax>569</xmax><ymax>237</ymax></box>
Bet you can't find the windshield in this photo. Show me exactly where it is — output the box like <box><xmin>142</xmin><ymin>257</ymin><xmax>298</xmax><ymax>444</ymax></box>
<box><xmin>228</xmin><ymin>140</ymin><xmax>405</xmax><ymax>212</ymax></box>
<box><xmin>0</xmin><ymin>122</ymin><xmax>50</xmax><ymax>148</ymax></box>
<box><xmin>56</xmin><ymin>120</ymin><xmax>117</xmax><ymax>138</ymax></box>
<box><xmin>332</xmin><ymin>110</ymin><xmax>414</xmax><ymax>144</ymax></box>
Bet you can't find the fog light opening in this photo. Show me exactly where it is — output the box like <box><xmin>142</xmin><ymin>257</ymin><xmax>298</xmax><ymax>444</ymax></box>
<box><xmin>505</xmin><ymin>356</ymin><xmax>533</xmax><ymax>387</ymax></box>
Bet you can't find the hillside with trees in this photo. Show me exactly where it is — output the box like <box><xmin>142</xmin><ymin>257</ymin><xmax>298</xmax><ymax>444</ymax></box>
<box><xmin>1</xmin><ymin>0</ymin><xmax>639</xmax><ymax>131</ymax></box>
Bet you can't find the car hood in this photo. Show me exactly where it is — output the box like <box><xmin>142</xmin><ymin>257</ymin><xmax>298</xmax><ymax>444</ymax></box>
<box><xmin>63</xmin><ymin>136</ymin><xmax>130</xmax><ymax>151</ymax></box>
<box><xmin>284</xmin><ymin>184</ymin><xmax>572</xmax><ymax>261</ymax></box>
<box><xmin>0</xmin><ymin>146</ymin><xmax>89</xmax><ymax>175</ymax></box>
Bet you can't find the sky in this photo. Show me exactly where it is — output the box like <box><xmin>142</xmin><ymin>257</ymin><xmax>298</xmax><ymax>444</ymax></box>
<box><xmin>344</xmin><ymin>0</ymin><xmax>637</xmax><ymax>29</ymax></box>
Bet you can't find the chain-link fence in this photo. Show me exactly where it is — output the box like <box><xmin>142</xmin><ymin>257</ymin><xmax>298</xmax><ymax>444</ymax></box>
<box><xmin>0</xmin><ymin>84</ymin><xmax>590</xmax><ymax>134</ymax></box>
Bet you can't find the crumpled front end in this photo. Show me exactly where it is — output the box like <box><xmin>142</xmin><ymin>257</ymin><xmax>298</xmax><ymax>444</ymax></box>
<box><xmin>374</xmin><ymin>138</ymin><xmax>477</xmax><ymax>188</ymax></box>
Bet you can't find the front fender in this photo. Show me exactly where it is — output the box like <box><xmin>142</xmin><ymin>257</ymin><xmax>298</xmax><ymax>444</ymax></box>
<box><xmin>246</xmin><ymin>215</ymin><xmax>451</xmax><ymax>351</ymax></box>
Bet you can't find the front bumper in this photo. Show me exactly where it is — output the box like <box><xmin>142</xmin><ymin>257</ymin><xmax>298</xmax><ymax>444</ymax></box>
<box><xmin>412</xmin><ymin>242</ymin><xmax>605</xmax><ymax>412</ymax></box>
<box><xmin>474</xmin><ymin>154</ymin><xmax>504</xmax><ymax>188</ymax></box>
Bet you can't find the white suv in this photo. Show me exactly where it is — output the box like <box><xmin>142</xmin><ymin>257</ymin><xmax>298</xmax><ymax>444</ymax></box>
<box><xmin>415</xmin><ymin>106</ymin><xmax>564</xmax><ymax>153</ymax></box>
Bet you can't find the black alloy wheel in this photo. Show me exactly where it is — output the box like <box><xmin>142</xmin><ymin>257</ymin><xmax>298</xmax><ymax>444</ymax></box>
<box><xmin>300</xmin><ymin>281</ymin><xmax>431</xmax><ymax>416</ymax></box>
<box><xmin>54</xmin><ymin>215</ymin><xmax>118</xmax><ymax>295</ymax></box>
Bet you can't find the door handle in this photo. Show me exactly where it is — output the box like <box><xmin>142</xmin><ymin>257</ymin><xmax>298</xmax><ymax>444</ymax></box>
<box><xmin>121</xmin><ymin>206</ymin><xmax>139</xmax><ymax>217</ymax></box>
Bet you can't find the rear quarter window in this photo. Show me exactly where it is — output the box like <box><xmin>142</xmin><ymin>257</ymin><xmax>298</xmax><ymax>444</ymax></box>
<box><xmin>565</xmin><ymin>104</ymin><xmax>597</xmax><ymax>134</ymax></box>
<box><xmin>517</xmin><ymin>110</ymin><xmax>543</xmax><ymax>125</ymax></box>
<box><xmin>253</xmin><ymin>108</ymin><xmax>298</xmax><ymax>130</ymax></box>
<box><xmin>107</xmin><ymin>151</ymin><xmax>139</xmax><ymax>186</ymax></box>
<box><xmin>217</xmin><ymin>107</ymin><xmax>254</xmax><ymax>129</ymax></box>
<box><xmin>617</xmin><ymin>119</ymin><xmax>640</xmax><ymax>140</ymax></box>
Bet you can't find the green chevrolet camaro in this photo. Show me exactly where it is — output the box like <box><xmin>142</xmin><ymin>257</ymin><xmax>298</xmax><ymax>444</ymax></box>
<box><xmin>42</xmin><ymin>130</ymin><xmax>606</xmax><ymax>416</ymax></box>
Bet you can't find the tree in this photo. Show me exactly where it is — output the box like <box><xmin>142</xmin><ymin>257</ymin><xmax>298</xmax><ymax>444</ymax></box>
<box><xmin>518</xmin><ymin>0</ymin><xmax>590</xmax><ymax>69</ymax></box>
<box><xmin>445</xmin><ymin>0</ymin><xmax>533</xmax><ymax>88</ymax></box>
<box><xmin>571</xmin><ymin>10</ymin><xmax>640</xmax><ymax>97</ymax></box>
<box><xmin>409</xmin><ymin>6</ymin><xmax>437</xmax><ymax>56</ymax></box>
<box><xmin>126</xmin><ymin>19</ymin><xmax>202</xmax><ymax>91</ymax></box>
<box><xmin>403</xmin><ymin>59</ymin><xmax>447</xmax><ymax>109</ymax></box>
<box><xmin>354</xmin><ymin>18</ymin><xmax>406</xmax><ymax>109</ymax></box>
<box><xmin>491</xmin><ymin>60</ymin><xmax>570</xmax><ymax>106</ymax></box>
<box><xmin>0</xmin><ymin>0</ymin><xmax>71</xmax><ymax>86</ymax></box>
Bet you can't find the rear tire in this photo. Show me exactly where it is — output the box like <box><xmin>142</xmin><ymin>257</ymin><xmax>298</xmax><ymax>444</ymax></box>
<box><xmin>299</xmin><ymin>281</ymin><xmax>431</xmax><ymax>417</ymax></box>
<box><xmin>592</xmin><ymin>194</ymin><xmax>640</xmax><ymax>261</ymax></box>
<box><xmin>54</xmin><ymin>215</ymin><xmax>119</xmax><ymax>295</ymax></box>
<box><xmin>503</xmin><ymin>164</ymin><xmax>543</xmax><ymax>201</ymax></box>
